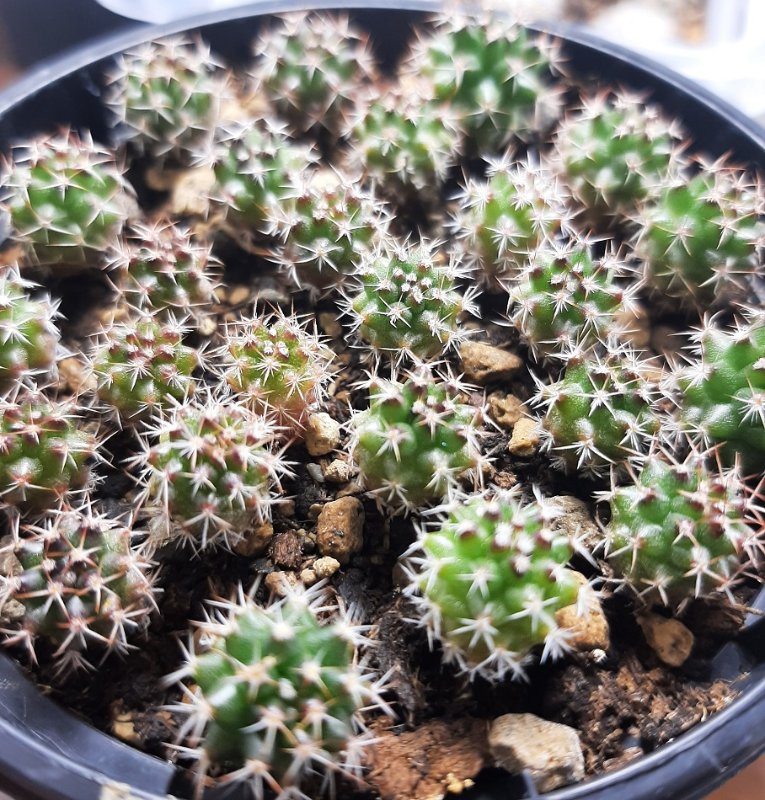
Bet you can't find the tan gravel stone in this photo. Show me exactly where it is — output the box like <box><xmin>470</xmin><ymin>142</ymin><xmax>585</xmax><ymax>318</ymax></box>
<box><xmin>264</xmin><ymin>570</ymin><xmax>299</xmax><ymax>596</ymax></box>
<box><xmin>317</xmin><ymin>496</ymin><xmax>365</xmax><ymax>565</ymax></box>
<box><xmin>231</xmin><ymin>521</ymin><xmax>274</xmax><ymax>557</ymax></box>
<box><xmin>555</xmin><ymin>574</ymin><xmax>610</xmax><ymax>652</ymax></box>
<box><xmin>459</xmin><ymin>341</ymin><xmax>522</xmax><ymax>385</ymax></box>
<box><xmin>305</xmin><ymin>412</ymin><xmax>342</xmax><ymax>456</ymax></box>
<box><xmin>487</xmin><ymin>392</ymin><xmax>526</xmax><ymax>429</ymax></box>
<box><xmin>489</xmin><ymin>713</ymin><xmax>585</xmax><ymax>792</ymax></box>
<box><xmin>323</xmin><ymin>459</ymin><xmax>355</xmax><ymax>484</ymax></box>
<box><xmin>638</xmin><ymin>613</ymin><xmax>695</xmax><ymax>667</ymax></box>
<box><xmin>507</xmin><ymin>417</ymin><xmax>541</xmax><ymax>456</ymax></box>
<box><xmin>313</xmin><ymin>556</ymin><xmax>341</xmax><ymax>579</ymax></box>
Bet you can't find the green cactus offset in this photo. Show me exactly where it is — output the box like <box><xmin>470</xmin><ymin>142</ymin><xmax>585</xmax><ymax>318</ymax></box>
<box><xmin>403</xmin><ymin>488</ymin><xmax>585</xmax><ymax>680</ymax></box>
<box><xmin>350</xmin><ymin>369</ymin><xmax>487</xmax><ymax>512</ymax></box>
<box><xmin>0</xmin><ymin>502</ymin><xmax>155</xmax><ymax>673</ymax></box>
<box><xmin>1</xmin><ymin>130</ymin><xmax>136</xmax><ymax>269</ymax></box>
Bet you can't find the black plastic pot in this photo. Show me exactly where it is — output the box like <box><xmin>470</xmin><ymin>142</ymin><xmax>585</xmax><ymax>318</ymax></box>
<box><xmin>0</xmin><ymin>3</ymin><xmax>764</xmax><ymax>800</ymax></box>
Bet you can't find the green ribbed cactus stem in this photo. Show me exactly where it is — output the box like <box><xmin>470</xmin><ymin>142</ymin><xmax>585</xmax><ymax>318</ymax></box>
<box><xmin>1</xmin><ymin>130</ymin><xmax>136</xmax><ymax>270</ymax></box>
<box><xmin>403</xmin><ymin>489</ymin><xmax>584</xmax><ymax>680</ymax></box>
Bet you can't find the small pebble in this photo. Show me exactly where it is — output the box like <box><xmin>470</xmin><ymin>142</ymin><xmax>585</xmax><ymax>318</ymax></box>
<box><xmin>487</xmin><ymin>392</ymin><xmax>526</xmax><ymax>429</ymax></box>
<box><xmin>507</xmin><ymin>417</ymin><xmax>541</xmax><ymax>456</ymax></box>
<box><xmin>488</xmin><ymin>713</ymin><xmax>585</xmax><ymax>792</ymax></box>
<box><xmin>548</xmin><ymin>495</ymin><xmax>602</xmax><ymax>552</ymax></box>
<box><xmin>638</xmin><ymin>613</ymin><xmax>695</xmax><ymax>667</ymax></box>
<box><xmin>554</xmin><ymin>573</ymin><xmax>610</xmax><ymax>652</ymax></box>
<box><xmin>323</xmin><ymin>458</ymin><xmax>354</xmax><ymax>484</ymax></box>
<box><xmin>231</xmin><ymin>521</ymin><xmax>274</xmax><ymax>557</ymax></box>
<box><xmin>264</xmin><ymin>570</ymin><xmax>299</xmax><ymax>596</ymax></box>
<box><xmin>317</xmin><ymin>496</ymin><xmax>365</xmax><ymax>565</ymax></box>
<box><xmin>318</xmin><ymin>312</ymin><xmax>342</xmax><ymax>338</ymax></box>
<box><xmin>228</xmin><ymin>285</ymin><xmax>251</xmax><ymax>307</ymax></box>
<box><xmin>313</xmin><ymin>556</ymin><xmax>341</xmax><ymax>579</ymax></box>
<box><xmin>460</xmin><ymin>341</ymin><xmax>523</xmax><ymax>385</ymax></box>
<box><xmin>300</xmin><ymin>567</ymin><xmax>318</xmax><ymax>585</ymax></box>
<box><xmin>305</xmin><ymin>412</ymin><xmax>342</xmax><ymax>456</ymax></box>
<box><xmin>196</xmin><ymin>315</ymin><xmax>217</xmax><ymax>337</ymax></box>
<box><xmin>306</xmin><ymin>463</ymin><xmax>325</xmax><ymax>483</ymax></box>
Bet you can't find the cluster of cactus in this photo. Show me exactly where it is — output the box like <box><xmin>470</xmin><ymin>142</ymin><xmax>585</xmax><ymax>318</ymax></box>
<box><xmin>350</xmin><ymin>370</ymin><xmax>486</xmax><ymax>512</ymax></box>
<box><xmin>0</xmin><ymin>130</ymin><xmax>136</xmax><ymax>269</ymax></box>
<box><xmin>344</xmin><ymin>241</ymin><xmax>477</xmax><ymax>362</ymax></box>
<box><xmin>1</xmin><ymin>10</ymin><xmax>765</xmax><ymax>800</ymax></box>
<box><xmin>0</xmin><ymin>503</ymin><xmax>154</xmax><ymax>671</ymax></box>
<box><xmin>404</xmin><ymin>489</ymin><xmax>584</xmax><ymax>680</ymax></box>
<box><xmin>168</xmin><ymin>584</ymin><xmax>389</xmax><ymax>798</ymax></box>
<box><xmin>139</xmin><ymin>395</ymin><xmax>289</xmax><ymax>551</ymax></box>
<box><xmin>508</xmin><ymin>239</ymin><xmax>638</xmax><ymax>358</ymax></box>
<box><xmin>91</xmin><ymin>315</ymin><xmax>200</xmax><ymax>423</ymax></box>
<box><xmin>220</xmin><ymin>311</ymin><xmax>334</xmax><ymax>430</ymax></box>
<box><xmin>604</xmin><ymin>451</ymin><xmax>759</xmax><ymax>606</ymax></box>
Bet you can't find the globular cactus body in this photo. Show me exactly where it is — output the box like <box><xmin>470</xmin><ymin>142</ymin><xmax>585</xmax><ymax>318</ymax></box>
<box><xmin>220</xmin><ymin>311</ymin><xmax>334</xmax><ymax>432</ymax></box>
<box><xmin>92</xmin><ymin>315</ymin><xmax>199</xmax><ymax>423</ymax></box>
<box><xmin>605</xmin><ymin>453</ymin><xmax>759</xmax><ymax>605</ymax></box>
<box><xmin>350</xmin><ymin>371</ymin><xmax>486</xmax><ymax>512</ymax></box>
<box><xmin>168</xmin><ymin>585</ymin><xmax>389</xmax><ymax>799</ymax></box>
<box><xmin>345</xmin><ymin>241</ymin><xmax>477</xmax><ymax>362</ymax></box>
<box><xmin>1</xmin><ymin>504</ymin><xmax>154</xmax><ymax>671</ymax></box>
<box><xmin>140</xmin><ymin>396</ymin><xmax>288</xmax><ymax>550</ymax></box>
<box><xmin>636</xmin><ymin>164</ymin><xmax>765</xmax><ymax>305</ymax></box>
<box><xmin>404</xmin><ymin>490</ymin><xmax>582</xmax><ymax>680</ymax></box>
<box><xmin>1</xmin><ymin>131</ymin><xmax>136</xmax><ymax>269</ymax></box>
<box><xmin>535</xmin><ymin>348</ymin><xmax>663</xmax><ymax>476</ymax></box>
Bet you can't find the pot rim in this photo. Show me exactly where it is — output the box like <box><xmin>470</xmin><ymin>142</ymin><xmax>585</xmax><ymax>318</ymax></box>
<box><xmin>0</xmin><ymin>4</ymin><xmax>763</xmax><ymax>800</ymax></box>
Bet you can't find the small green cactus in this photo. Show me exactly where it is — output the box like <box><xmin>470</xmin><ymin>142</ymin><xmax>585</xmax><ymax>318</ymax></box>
<box><xmin>554</xmin><ymin>90</ymin><xmax>685</xmax><ymax>219</ymax></box>
<box><xmin>674</xmin><ymin>313</ymin><xmax>765</xmax><ymax>473</ymax></box>
<box><xmin>220</xmin><ymin>311</ymin><xmax>334</xmax><ymax>432</ymax></box>
<box><xmin>350</xmin><ymin>369</ymin><xmax>486</xmax><ymax>512</ymax></box>
<box><xmin>139</xmin><ymin>394</ymin><xmax>288</xmax><ymax>551</ymax></box>
<box><xmin>635</xmin><ymin>161</ymin><xmax>765</xmax><ymax>305</ymax></box>
<box><xmin>91</xmin><ymin>315</ymin><xmax>200</xmax><ymax>423</ymax></box>
<box><xmin>0</xmin><ymin>502</ymin><xmax>155</xmax><ymax>672</ymax></box>
<box><xmin>450</xmin><ymin>154</ymin><xmax>569</xmax><ymax>289</ymax></box>
<box><xmin>107</xmin><ymin>220</ymin><xmax>219</xmax><ymax>319</ymax></box>
<box><xmin>604</xmin><ymin>451</ymin><xmax>760</xmax><ymax>606</ymax></box>
<box><xmin>105</xmin><ymin>34</ymin><xmax>227</xmax><ymax>159</ymax></box>
<box><xmin>265</xmin><ymin>170</ymin><xmax>391</xmax><ymax>295</ymax></box>
<box><xmin>0</xmin><ymin>130</ymin><xmax>136</xmax><ymax>269</ymax></box>
<box><xmin>250</xmin><ymin>12</ymin><xmax>377</xmax><ymax>133</ymax></box>
<box><xmin>0</xmin><ymin>392</ymin><xmax>97</xmax><ymax>513</ymax></box>
<box><xmin>209</xmin><ymin>118</ymin><xmax>318</xmax><ymax>239</ymax></box>
<box><xmin>534</xmin><ymin>347</ymin><xmax>664</xmax><ymax>476</ymax></box>
<box><xmin>403</xmin><ymin>489</ymin><xmax>584</xmax><ymax>680</ymax></box>
<box><xmin>167</xmin><ymin>584</ymin><xmax>389</xmax><ymax>798</ymax></box>
<box><xmin>344</xmin><ymin>241</ymin><xmax>478</xmax><ymax>363</ymax></box>
<box><xmin>343</xmin><ymin>81</ymin><xmax>461</xmax><ymax>197</ymax></box>
<box><xmin>0</xmin><ymin>266</ymin><xmax>60</xmax><ymax>391</ymax></box>
<box><xmin>508</xmin><ymin>240</ymin><xmax>638</xmax><ymax>359</ymax></box>
<box><xmin>402</xmin><ymin>12</ymin><xmax>563</xmax><ymax>151</ymax></box>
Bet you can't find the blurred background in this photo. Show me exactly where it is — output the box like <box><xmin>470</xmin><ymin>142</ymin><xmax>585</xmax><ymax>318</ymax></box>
<box><xmin>0</xmin><ymin>0</ymin><xmax>762</xmax><ymax>798</ymax></box>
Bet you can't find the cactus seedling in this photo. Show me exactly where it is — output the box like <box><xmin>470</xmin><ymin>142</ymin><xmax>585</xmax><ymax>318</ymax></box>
<box><xmin>675</xmin><ymin>312</ymin><xmax>765</xmax><ymax>473</ymax></box>
<box><xmin>403</xmin><ymin>489</ymin><xmax>583</xmax><ymax>680</ymax></box>
<box><xmin>534</xmin><ymin>347</ymin><xmax>664</xmax><ymax>476</ymax></box>
<box><xmin>0</xmin><ymin>265</ymin><xmax>60</xmax><ymax>391</ymax></box>
<box><xmin>635</xmin><ymin>160</ymin><xmax>765</xmax><ymax>305</ymax></box>
<box><xmin>107</xmin><ymin>220</ymin><xmax>218</xmax><ymax>320</ymax></box>
<box><xmin>209</xmin><ymin>118</ymin><xmax>318</xmax><ymax>239</ymax></box>
<box><xmin>508</xmin><ymin>240</ymin><xmax>638</xmax><ymax>359</ymax></box>
<box><xmin>105</xmin><ymin>34</ymin><xmax>227</xmax><ymax>159</ymax></box>
<box><xmin>0</xmin><ymin>502</ymin><xmax>155</xmax><ymax>673</ymax></box>
<box><xmin>554</xmin><ymin>90</ymin><xmax>685</xmax><ymax>220</ymax></box>
<box><xmin>139</xmin><ymin>394</ymin><xmax>289</xmax><ymax>551</ymax></box>
<box><xmin>91</xmin><ymin>314</ymin><xmax>200</xmax><ymax>423</ymax></box>
<box><xmin>402</xmin><ymin>12</ymin><xmax>563</xmax><ymax>151</ymax></box>
<box><xmin>604</xmin><ymin>451</ymin><xmax>762</xmax><ymax>606</ymax></box>
<box><xmin>220</xmin><ymin>310</ymin><xmax>335</xmax><ymax>432</ymax></box>
<box><xmin>250</xmin><ymin>12</ymin><xmax>377</xmax><ymax>134</ymax></box>
<box><xmin>344</xmin><ymin>240</ymin><xmax>478</xmax><ymax>363</ymax></box>
<box><xmin>350</xmin><ymin>369</ymin><xmax>487</xmax><ymax>512</ymax></box>
<box><xmin>265</xmin><ymin>170</ymin><xmax>391</xmax><ymax>295</ymax></box>
<box><xmin>0</xmin><ymin>392</ymin><xmax>98</xmax><ymax>513</ymax></box>
<box><xmin>343</xmin><ymin>81</ymin><xmax>461</xmax><ymax>197</ymax></box>
<box><xmin>450</xmin><ymin>154</ymin><xmax>570</xmax><ymax>289</ymax></box>
<box><xmin>167</xmin><ymin>583</ymin><xmax>389</xmax><ymax>799</ymax></box>
<box><xmin>0</xmin><ymin>130</ymin><xmax>136</xmax><ymax>269</ymax></box>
